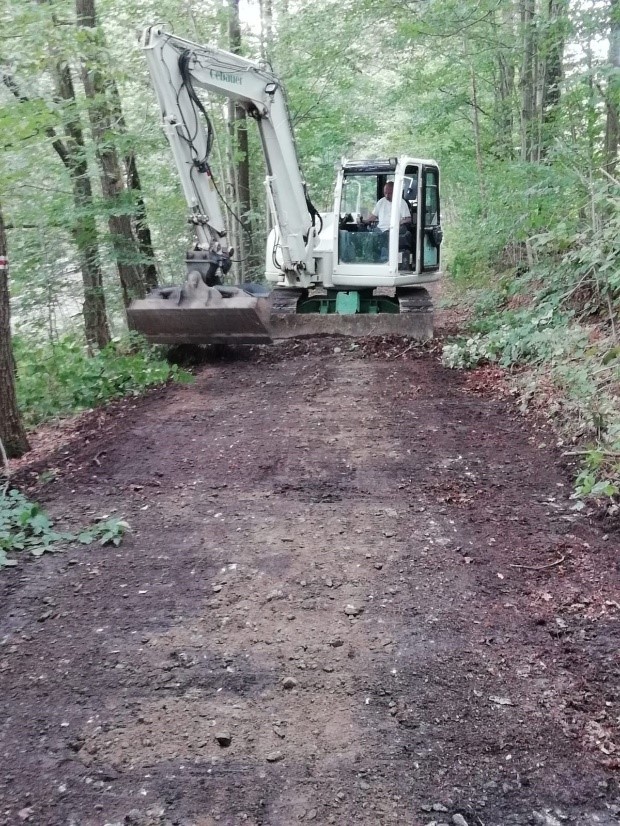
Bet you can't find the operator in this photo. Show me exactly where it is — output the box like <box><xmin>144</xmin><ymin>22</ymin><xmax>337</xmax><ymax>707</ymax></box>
<box><xmin>361</xmin><ymin>181</ymin><xmax>411</xmax><ymax>231</ymax></box>
<box><xmin>361</xmin><ymin>180</ymin><xmax>413</xmax><ymax>263</ymax></box>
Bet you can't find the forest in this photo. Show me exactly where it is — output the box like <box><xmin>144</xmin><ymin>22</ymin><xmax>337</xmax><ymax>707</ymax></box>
<box><xmin>2</xmin><ymin>3</ymin><xmax>620</xmax><ymax>819</ymax></box>
<box><xmin>0</xmin><ymin>0</ymin><xmax>619</xmax><ymax>496</ymax></box>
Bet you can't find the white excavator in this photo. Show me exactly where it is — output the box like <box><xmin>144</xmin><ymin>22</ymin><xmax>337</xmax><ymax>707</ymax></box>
<box><xmin>127</xmin><ymin>27</ymin><xmax>443</xmax><ymax>344</ymax></box>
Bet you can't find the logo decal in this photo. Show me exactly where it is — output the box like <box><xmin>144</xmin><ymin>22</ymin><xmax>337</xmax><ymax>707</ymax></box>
<box><xmin>210</xmin><ymin>70</ymin><xmax>242</xmax><ymax>86</ymax></box>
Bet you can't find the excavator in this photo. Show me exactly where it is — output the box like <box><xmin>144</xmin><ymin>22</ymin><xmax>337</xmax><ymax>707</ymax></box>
<box><xmin>127</xmin><ymin>27</ymin><xmax>443</xmax><ymax>345</ymax></box>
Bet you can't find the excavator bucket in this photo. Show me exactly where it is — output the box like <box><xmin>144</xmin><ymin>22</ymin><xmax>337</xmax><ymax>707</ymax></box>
<box><xmin>127</xmin><ymin>275</ymin><xmax>273</xmax><ymax>345</ymax></box>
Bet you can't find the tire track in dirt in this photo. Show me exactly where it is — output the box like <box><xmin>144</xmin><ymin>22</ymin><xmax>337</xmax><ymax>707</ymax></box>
<box><xmin>0</xmin><ymin>344</ymin><xmax>618</xmax><ymax>826</ymax></box>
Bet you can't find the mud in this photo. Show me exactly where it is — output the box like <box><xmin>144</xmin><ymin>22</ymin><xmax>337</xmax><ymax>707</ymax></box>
<box><xmin>1</xmin><ymin>337</ymin><xmax>619</xmax><ymax>826</ymax></box>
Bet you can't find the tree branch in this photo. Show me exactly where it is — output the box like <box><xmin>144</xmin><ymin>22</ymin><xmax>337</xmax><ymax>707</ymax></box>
<box><xmin>1</xmin><ymin>70</ymin><xmax>71</xmax><ymax>168</ymax></box>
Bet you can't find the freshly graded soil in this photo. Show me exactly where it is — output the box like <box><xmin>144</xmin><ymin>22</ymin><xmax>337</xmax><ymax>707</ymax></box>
<box><xmin>1</xmin><ymin>337</ymin><xmax>618</xmax><ymax>826</ymax></box>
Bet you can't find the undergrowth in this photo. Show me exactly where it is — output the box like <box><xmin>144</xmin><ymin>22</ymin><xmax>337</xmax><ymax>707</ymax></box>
<box><xmin>0</xmin><ymin>485</ymin><xmax>128</xmax><ymax>568</ymax></box>
<box><xmin>443</xmin><ymin>299</ymin><xmax>620</xmax><ymax>498</ymax></box>
<box><xmin>14</xmin><ymin>333</ymin><xmax>192</xmax><ymax>426</ymax></box>
<box><xmin>443</xmin><ymin>166</ymin><xmax>620</xmax><ymax>504</ymax></box>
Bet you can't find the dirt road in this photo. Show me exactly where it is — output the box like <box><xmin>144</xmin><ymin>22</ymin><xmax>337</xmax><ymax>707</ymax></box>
<box><xmin>1</xmin><ymin>339</ymin><xmax>619</xmax><ymax>826</ymax></box>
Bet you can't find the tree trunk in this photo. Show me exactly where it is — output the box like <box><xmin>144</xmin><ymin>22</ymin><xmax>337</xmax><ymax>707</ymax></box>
<box><xmin>2</xmin><ymin>70</ymin><xmax>109</xmax><ymax>348</ymax></box>
<box><xmin>31</xmin><ymin>0</ymin><xmax>110</xmax><ymax>348</ymax></box>
<box><xmin>53</xmin><ymin>59</ymin><xmax>111</xmax><ymax>349</ymax></box>
<box><xmin>106</xmin><ymin>77</ymin><xmax>159</xmax><ymax>291</ymax></box>
<box><xmin>100</xmin><ymin>45</ymin><xmax>158</xmax><ymax>290</ymax></box>
<box><xmin>0</xmin><ymin>204</ymin><xmax>30</xmax><ymax>459</ymax></box>
<box><xmin>76</xmin><ymin>0</ymin><xmax>148</xmax><ymax>306</ymax></box>
<box><xmin>490</xmin><ymin>3</ymin><xmax>517</xmax><ymax>160</ymax></box>
<box><xmin>470</xmin><ymin>64</ymin><xmax>486</xmax><ymax>206</ymax></box>
<box><xmin>497</xmin><ymin>0</ymin><xmax>518</xmax><ymax>160</ymax></box>
<box><xmin>543</xmin><ymin>0</ymin><xmax>567</xmax><ymax>113</ymax></box>
<box><xmin>496</xmin><ymin>50</ymin><xmax>516</xmax><ymax>159</ymax></box>
<box><xmin>585</xmin><ymin>35</ymin><xmax>597</xmax><ymax>167</ymax></box>
<box><xmin>538</xmin><ymin>0</ymin><xmax>568</xmax><ymax>158</ymax></box>
<box><xmin>520</xmin><ymin>0</ymin><xmax>536</xmax><ymax>161</ymax></box>
<box><xmin>605</xmin><ymin>0</ymin><xmax>620</xmax><ymax>174</ymax></box>
<box><xmin>260</xmin><ymin>0</ymin><xmax>273</xmax><ymax>60</ymax></box>
<box><xmin>228</xmin><ymin>0</ymin><xmax>254</xmax><ymax>281</ymax></box>
<box><xmin>226</xmin><ymin>99</ymin><xmax>242</xmax><ymax>284</ymax></box>
<box><xmin>124</xmin><ymin>154</ymin><xmax>160</xmax><ymax>292</ymax></box>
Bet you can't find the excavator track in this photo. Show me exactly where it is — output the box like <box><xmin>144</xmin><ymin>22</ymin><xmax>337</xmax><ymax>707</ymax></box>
<box><xmin>270</xmin><ymin>287</ymin><xmax>308</xmax><ymax>314</ymax></box>
<box><xmin>396</xmin><ymin>286</ymin><xmax>433</xmax><ymax>313</ymax></box>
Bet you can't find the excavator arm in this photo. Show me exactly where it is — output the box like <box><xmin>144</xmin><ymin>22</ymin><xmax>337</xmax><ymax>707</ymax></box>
<box><xmin>141</xmin><ymin>26</ymin><xmax>317</xmax><ymax>282</ymax></box>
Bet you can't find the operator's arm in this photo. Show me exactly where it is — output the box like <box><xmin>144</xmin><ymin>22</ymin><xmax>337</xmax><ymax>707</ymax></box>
<box><xmin>399</xmin><ymin>199</ymin><xmax>412</xmax><ymax>225</ymax></box>
<box><xmin>361</xmin><ymin>202</ymin><xmax>380</xmax><ymax>225</ymax></box>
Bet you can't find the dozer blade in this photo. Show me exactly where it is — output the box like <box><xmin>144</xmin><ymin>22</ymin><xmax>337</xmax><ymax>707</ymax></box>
<box><xmin>270</xmin><ymin>312</ymin><xmax>433</xmax><ymax>340</ymax></box>
<box><xmin>269</xmin><ymin>287</ymin><xmax>433</xmax><ymax>340</ymax></box>
<box><xmin>127</xmin><ymin>276</ymin><xmax>273</xmax><ymax>345</ymax></box>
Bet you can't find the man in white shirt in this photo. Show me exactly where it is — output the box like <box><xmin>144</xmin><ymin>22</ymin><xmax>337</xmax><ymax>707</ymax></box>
<box><xmin>361</xmin><ymin>181</ymin><xmax>413</xmax><ymax>264</ymax></box>
<box><xmin>363</xmin><ymin>181</ymin><xmax>411</xmax><ymax>231</ymax></box>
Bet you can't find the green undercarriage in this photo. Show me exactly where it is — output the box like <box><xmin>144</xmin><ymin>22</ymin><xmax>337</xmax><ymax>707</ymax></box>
<box><xmin>297</xmin><ymin>289</ymin><xmax>400</xmax><ymax>315</ymax></box>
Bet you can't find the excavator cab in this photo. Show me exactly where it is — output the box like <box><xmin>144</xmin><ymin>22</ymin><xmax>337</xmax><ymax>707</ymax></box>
<box><xmin>334</xmin><ymin>158</ymin><xmax>442</xmax><ymax>279</ymax></box>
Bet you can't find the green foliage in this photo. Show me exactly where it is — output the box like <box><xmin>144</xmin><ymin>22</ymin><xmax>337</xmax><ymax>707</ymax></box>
<box><xmin>0</xmin><ymin>486</ymin><xmax>128</xmax><ymax>568</ymax></box>
<box><xmin>575</xmin><ymin>449</ymin><xmax>620</xmax><ymax>499</ymax></box>
<box><xmin>14</xmin><ymin>334</ymin><xmax>192</xmax><ymax>426</ymax></box>
<box><xmin>77</xmin><ymin>518</ymin><xmax>129</xmax><ymax>547</ymax></box>
<box><xmin>0</xmin><ymin>488</ymin><xmax>69</xmax><ymax>566</ymax></box>
<box><xmin>443</xmin><ymin>171</ymin><xmax>620</xmax><ymax>501</ymax></box>
<box><xmin>443</xmin><ymin>303</ymin><xmax>588</xmax><ymax>368</ymax></box>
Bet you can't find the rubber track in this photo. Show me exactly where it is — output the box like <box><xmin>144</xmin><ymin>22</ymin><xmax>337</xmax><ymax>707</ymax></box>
<box><xmin>270</xmin><ymin>287</ymin><xmax>307</xmax><ymax>315</ymax></box>
<box><xmin>396</xmin><ymin>287</ymin><xmax>433</xmax><ymax>313</ymax></box>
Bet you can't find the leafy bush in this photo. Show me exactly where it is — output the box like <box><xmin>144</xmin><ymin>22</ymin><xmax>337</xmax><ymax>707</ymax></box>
<box><xmin>575</xmin><ymin>451</ymin><xmax>620</xmax><ymax>499</ymax></box>
<box><xmin>442</xmin><ymin>303</ymin><xmax>586</xmax><ymax>369</ymax></box>
<box><xmin>14</xmin><ymin>334</ymin><xmax>192</xmax><ymax>426</ymax></box>
<box><xmin>442</xmin><ymin>333</ymin><xmax>506</xmax><ymax>369</ymax></box>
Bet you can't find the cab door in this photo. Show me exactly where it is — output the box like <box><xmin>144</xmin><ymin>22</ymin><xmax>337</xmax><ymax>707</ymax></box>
<box><xmin>420</xmin><ymin>165</ymin><xmax>442</xmax><ymax>272</ymax></box>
